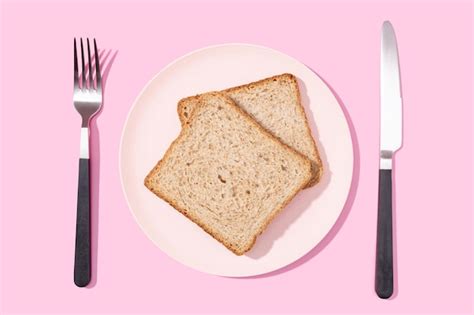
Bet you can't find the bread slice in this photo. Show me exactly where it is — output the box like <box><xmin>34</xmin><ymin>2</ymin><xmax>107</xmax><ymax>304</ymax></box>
<box><xmin>177</xmin><ymin>73</ymin><xmax>323</xmax><ymax>187</ymax></box>
<box><xmin>145</xmin><ymin>92</ymin><xmax>312</xmax><ymax>255</ymax></box>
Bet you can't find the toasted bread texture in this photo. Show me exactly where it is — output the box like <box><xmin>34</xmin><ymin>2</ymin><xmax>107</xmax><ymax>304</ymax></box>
<box><xmin>145</xmin><ymin>92</ymin><xmax>312</xmax><ymax>255</ymax></box>
<box><xmin>177</xmin><ymin>73</ymin><xmax>322</xmax><ymax>187</ymax></box>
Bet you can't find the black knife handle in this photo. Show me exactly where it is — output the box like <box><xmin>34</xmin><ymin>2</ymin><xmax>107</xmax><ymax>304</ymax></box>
<box><xmin>74</xmin><ymin>158</ymin><xmax>91</xmax><ymax>287</ymax></box>
<box><xmin>375</xmin><ymin>169</ymin><xmax>393</xmax><ymax>299</ymax></box>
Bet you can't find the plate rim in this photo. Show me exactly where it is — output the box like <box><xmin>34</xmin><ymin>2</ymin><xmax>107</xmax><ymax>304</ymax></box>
<box><xmin>119</xmin><ymin>42</ymin><xmax>354</xmax><ymax>277</ymax></box>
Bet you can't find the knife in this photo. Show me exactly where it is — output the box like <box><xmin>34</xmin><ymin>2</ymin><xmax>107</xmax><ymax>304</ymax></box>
<box><xmin>376</xmin><ymin>20</ymin><xmax>403</xmax><ymax>299</ymax></box>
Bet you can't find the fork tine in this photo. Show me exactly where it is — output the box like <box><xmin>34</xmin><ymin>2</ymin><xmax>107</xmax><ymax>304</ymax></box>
<box><xmin>74</xmin><ymin>38</ymin><xmax>79</xmax><ymax>89</ymax></box>
<box><xmin>80</xmin><ymin>38</ymin><xmax>85</xmax><ymax>89</ymax></box>
<box><xmin>87</xmin><ymin>38</ymin><xmax>92</xmax><ymax>89</ymax></box>
<box><xmin>94</xmin><ymin>39</ymin><xmax>101</xmax><ymax>90</ymax></box>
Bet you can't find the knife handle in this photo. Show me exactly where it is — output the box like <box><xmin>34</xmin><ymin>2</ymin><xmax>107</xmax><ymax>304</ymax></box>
<box><xmin>375</xmin><ymin>169</ymin><xmax>393</xmax><ymax>299</ymax></box>
<box><xmin>74</xmin><ymin>158</ymin><xmax>91</xmax><ymax>287</ymax></box>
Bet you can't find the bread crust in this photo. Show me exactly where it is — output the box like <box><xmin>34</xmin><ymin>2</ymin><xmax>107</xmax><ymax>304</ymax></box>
<box><xmin>177</xmin><ymin>73</ymin><xmax>323</xmax><ymax>187</ymax></box>
<box><xmin>146</xmin><ymin>92</ymin><xmax>311</xmax><ymax>255</ymax></box>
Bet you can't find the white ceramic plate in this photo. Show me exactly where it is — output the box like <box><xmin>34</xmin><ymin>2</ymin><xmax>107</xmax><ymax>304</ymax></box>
<box><xmin>120</xmin><ymin>44</ymin><xmax>353</xmax><ymax>277</ymax></box>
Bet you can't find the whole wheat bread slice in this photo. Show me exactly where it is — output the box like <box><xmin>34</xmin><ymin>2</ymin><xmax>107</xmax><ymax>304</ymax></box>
<box><xmin>177</xmin><ymin>73</ymin><xmax>322</xmax><ymax>187</ymax></box>
<box><xmin>145</xmin><ymin>92</ymin><xmax>312</xmax><ymax>255</ymax></box>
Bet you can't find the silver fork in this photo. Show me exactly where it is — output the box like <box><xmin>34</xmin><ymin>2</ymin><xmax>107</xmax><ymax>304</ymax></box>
<box><xmin>73</xmin><ymin>38</ymin><xmax>102</xmax><ymax>287</ymax></box>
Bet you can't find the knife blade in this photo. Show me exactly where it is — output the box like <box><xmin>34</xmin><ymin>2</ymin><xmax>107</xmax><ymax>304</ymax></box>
<box><xmin>381</xmin><ymin>20</ymin><xmax>402</xmax><ymax>162</ymax></box>
<box><xmin>375</xmin><ymin>20</ymin><xmax>403</xmax><ymax>299</ymax></box>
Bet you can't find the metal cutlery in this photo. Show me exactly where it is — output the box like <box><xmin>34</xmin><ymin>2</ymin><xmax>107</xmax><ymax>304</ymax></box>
<box><xmin>73</xmin><ymin>38</ymin><xmax>102</xmax><ymax>287</ymax></box>
<box><xmin>376</xmin><ymin>21</ymin><xmax>403</xmax><ymax>299</ymax></box>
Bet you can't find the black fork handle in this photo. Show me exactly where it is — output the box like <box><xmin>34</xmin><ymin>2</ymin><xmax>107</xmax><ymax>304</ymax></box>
<box><xmin>74</xmin><ymin>158</ymin><xmax>91</xmax><ymax>287</ymax></box>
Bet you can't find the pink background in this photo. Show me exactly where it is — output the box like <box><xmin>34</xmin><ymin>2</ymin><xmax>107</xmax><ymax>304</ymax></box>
<box><xmin>1</xmin><ymin>0</ymin><xmax>472</xmax><ymax>314</ymax></box>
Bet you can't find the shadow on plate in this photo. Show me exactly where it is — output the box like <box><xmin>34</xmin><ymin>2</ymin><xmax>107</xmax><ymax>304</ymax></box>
<box><xmin>245</xmin><ymin>77</ymin><xmax>332</xmax><ymax>260</ymax></box>
<box><xmin>242</xmin><ymin>71</ymin><xmax>360</xmax><ymax>278</ymax></box>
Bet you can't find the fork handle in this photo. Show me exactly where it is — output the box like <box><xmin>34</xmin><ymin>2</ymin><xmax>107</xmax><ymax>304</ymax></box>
<box><xmin>375</xmin><ymin>169</ymin><xmax>393</xmax><ymax>299</ymax></box>
<box><xmin>74</xmin><ymin>158</ymin><xmax>91</xmax><ymax>287</ymax></box>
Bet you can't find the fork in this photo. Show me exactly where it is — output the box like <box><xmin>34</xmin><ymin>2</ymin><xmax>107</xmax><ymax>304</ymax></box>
<box><xmin>73</xmin><ymin>38</ymin><xmax>102</xmax><ymax>287</ymax></box>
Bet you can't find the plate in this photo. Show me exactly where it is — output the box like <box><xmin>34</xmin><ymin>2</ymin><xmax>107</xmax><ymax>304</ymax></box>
<box><xmin>120</xmin><ymin>44</ymin><xmax>353</xmax><ymax>277</ymax></box>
